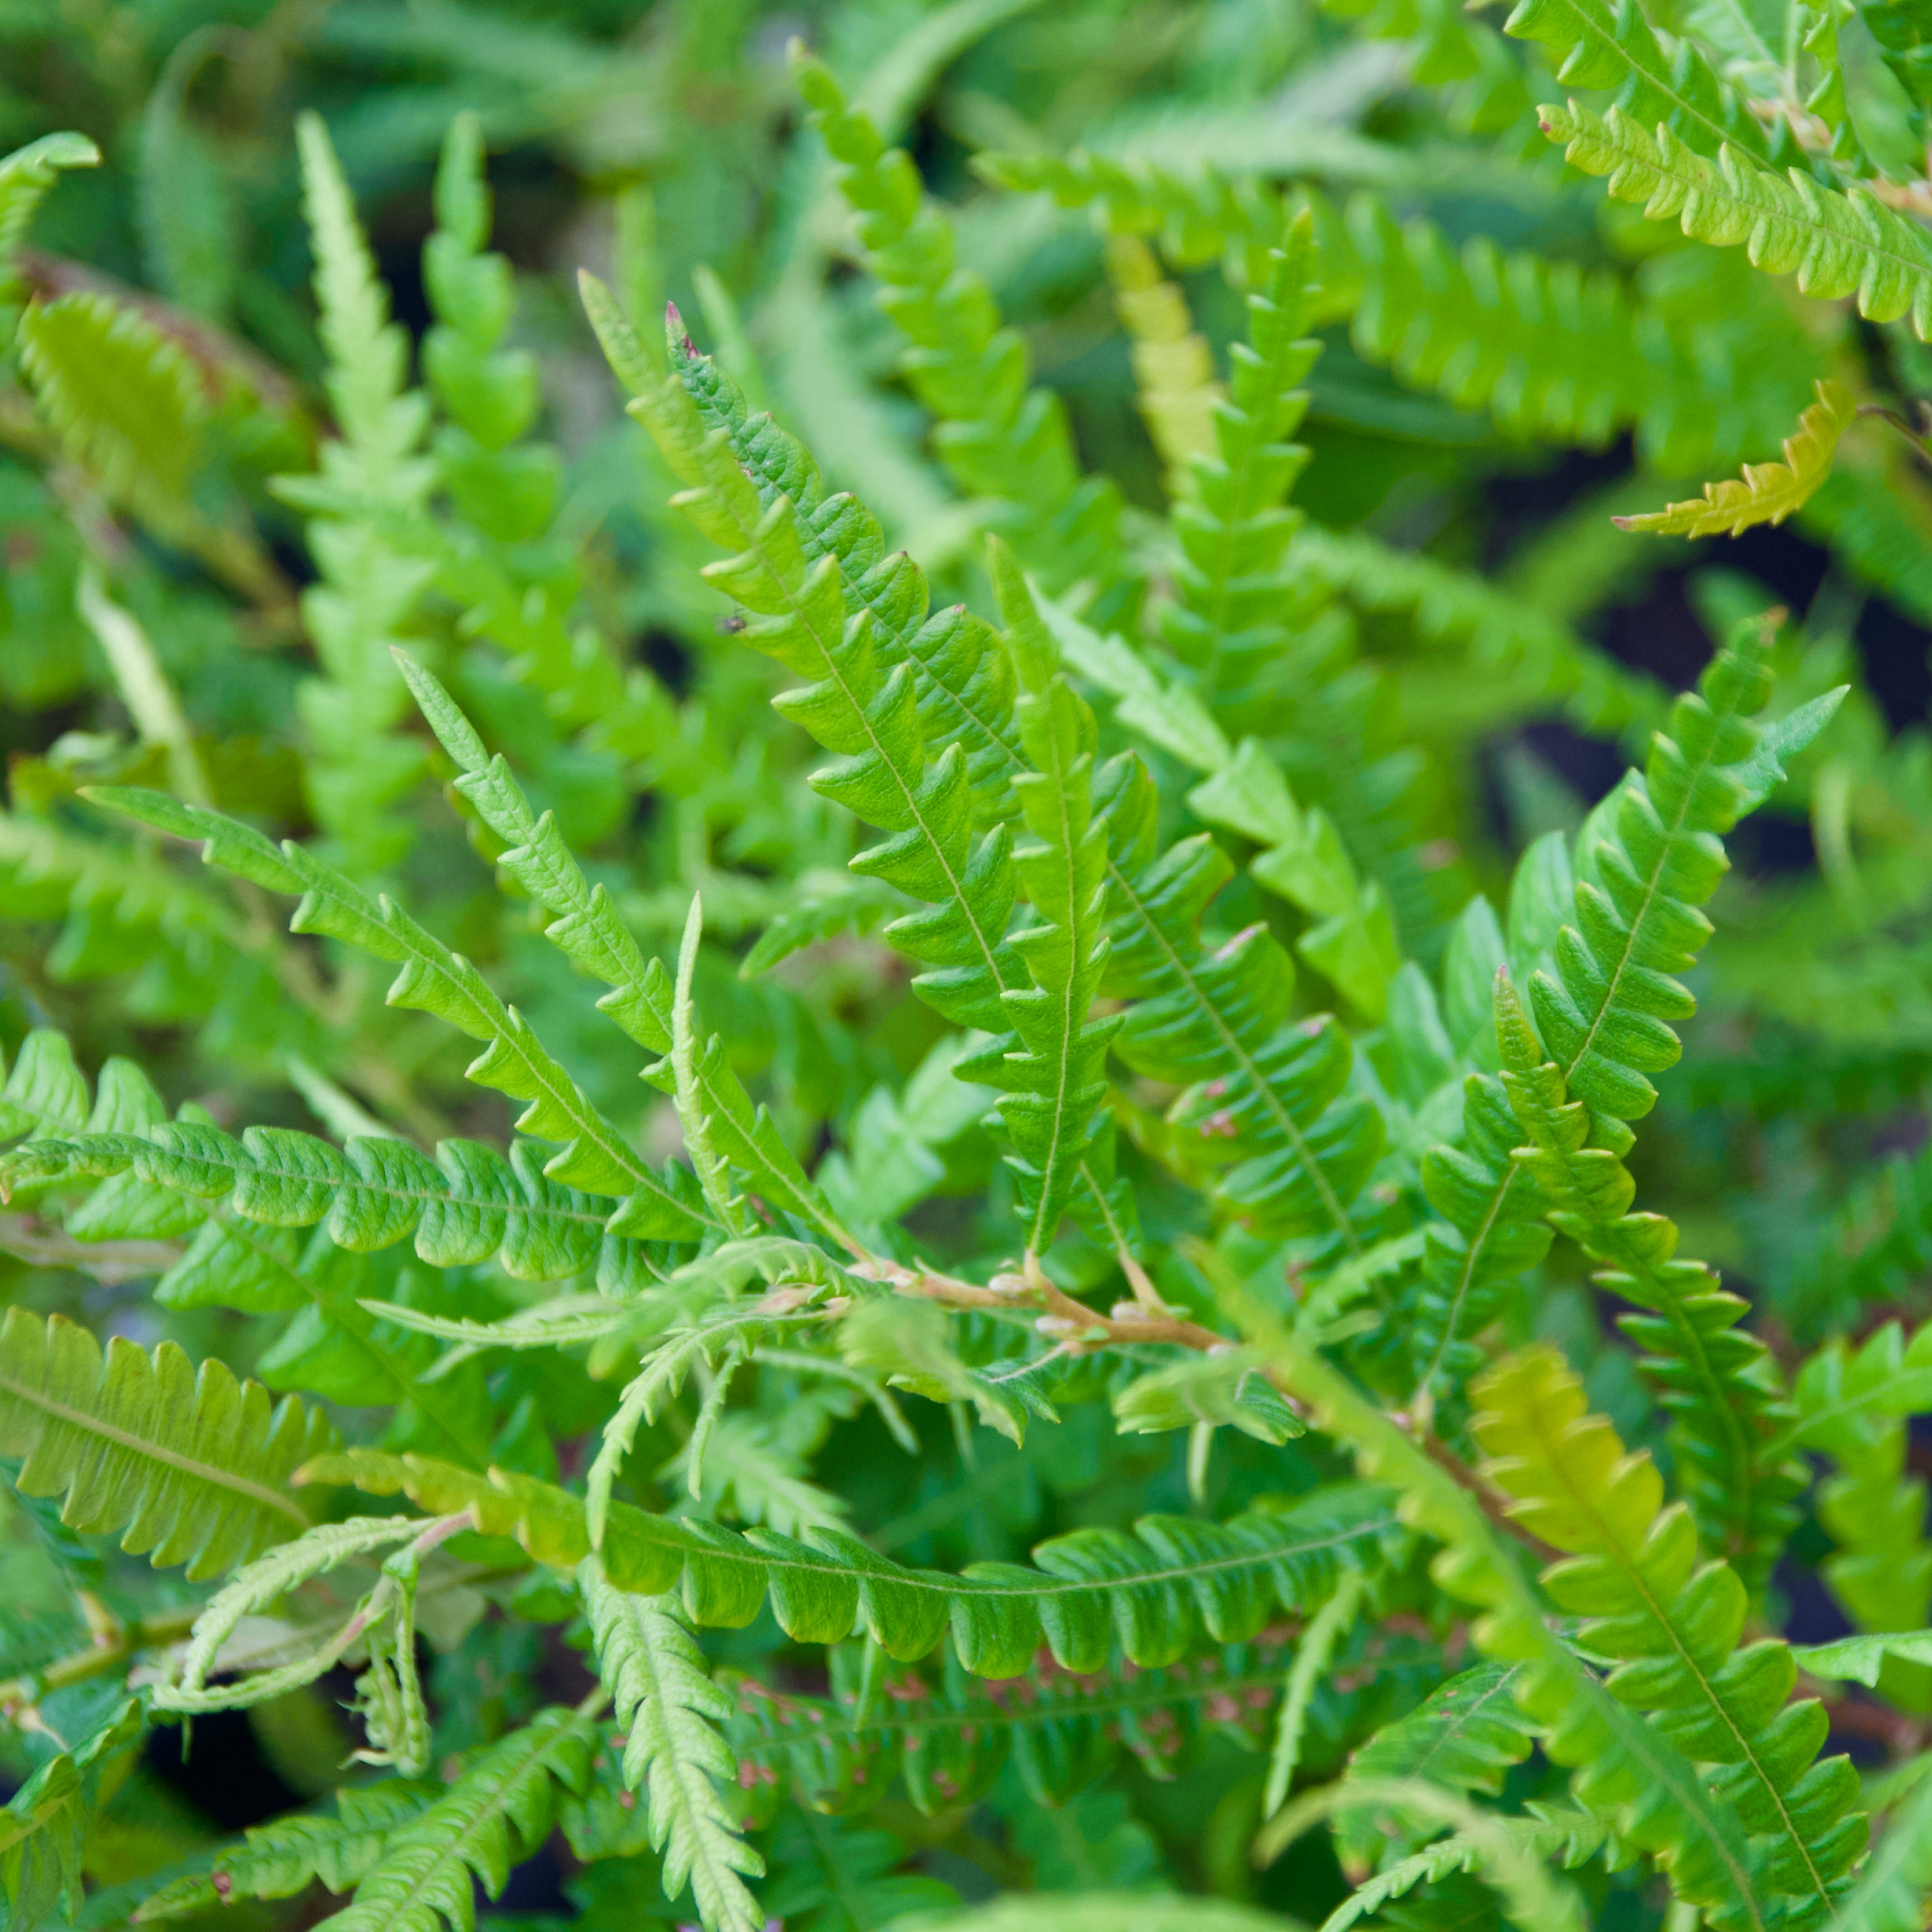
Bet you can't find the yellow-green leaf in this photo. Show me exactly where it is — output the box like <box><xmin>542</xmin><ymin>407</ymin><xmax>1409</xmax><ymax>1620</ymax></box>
<box><xmin>1614</xmin><ymin>380</ymin><xmax>1857</xmax><ymax>538</ymax></box>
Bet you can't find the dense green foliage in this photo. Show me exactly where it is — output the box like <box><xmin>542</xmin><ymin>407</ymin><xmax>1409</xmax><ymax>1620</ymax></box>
<box><xmin>3</xmin><ymin>1</ymin><xmax>1932</xmax><ymax>1927</ymax></box>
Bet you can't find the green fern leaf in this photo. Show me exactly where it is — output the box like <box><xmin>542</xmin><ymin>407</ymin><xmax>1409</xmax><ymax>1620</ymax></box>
<box><xmin>1616</xmin><ymin>381</ymin><xmax>1858</xmax><ymax>538</ymax></box>
<box><xmin>1789</xmin><ymin>1629</ymin><xmax>1932</xmax><ymax>1686</ymax></box>
<box><xmin>157</xmin><ymin>1515</ymin><xmax>425</xmax><ymax>1712</ymax></box>
<box><xmin>285</xmin><ymin>114</ymin><xmax>429</xmax><ymax>511</ymax></box>
<box><xmin>1098</xmin><ymin>752</ymin><xmax>1385</xmax><ymax>1249</ymax></box>
<box><xmin>393</xmin><ymin>654</ymin><xmax>846</xmax><ymax>1250</ymax></box>
<box><xmin>1787</xmin><ymin>1318</ymin><xmax>1932</xmax><ymax>1456</ymax></box>
<box><xmin>793</xmin><ymin>53</ymin><xmax>1131</xmax><ymax>615</ymax></box>
<box><xmin>0</xmin><ymin>1030</ymin><xmax>93</xmax><ymax>1140</ymax></box>
<box><xmin>1472</xmin><ymin>1346</ymin><xmax>1864</xmax><ymax>1927</ymax></box>
<box><xmin>984</xmin><ymin>549</ymin><xmax>1119</xmax><ymax>1255</ymax></box>
<box><xmin>1524</xmin><ymin>621</ymin><xmax>1840</xmax><ymax>1125</ymax></box>
<box><xmin>619</xmin><ymin>336</ymin><xmax>1024</xmax><ymax>1040</ymax></box>
<box><xmin>1341</xmin><ymin>192</ymin><xmax>1652</xmax><ymax>447</ymax></box>
<box><xmin>1338</xmin><ymin>1662</ymin><xmax>1537</xmax><ymax>1865</ymax></box>
<box><xmin>310</xmin><ymin>1704</ymin><xmax>596</xmax><ymax>1932</ymax></box>
<box><xmin>1291</xmin><ymin>527</ymin><xmax>1657</xmax><ymax>739</ymax></box>
<box><xmin>0</xmin><ymin>132</ymin><xmax>99</xmax><ymax>295</ymax></box>
<box><xmin>1502</xmin><ymin>0</ymin><xmax>1782</xmax><ymax>161</ymax></box>
<box><xmin>1407</xmin><ymin>1061</ymin><xmax>1556</xmax><ymax>1409</ymax></box>
<box><xmin>84</xmin><ymin>786</ymin><xmax>708</xmax><ymax>1242</ymax></box>
<box><xmin>1256</xmin><ymin>1308</ymin><xmax>1771</xmax><ymax>1932</ymax></box>
<box><xmin>359</xmin><ymin>1293</ymin><xmax>624</xmax><ymax>1352</ymax></box>
<box><xmin>1823</xmin><ymin>1770</ymin><xmax>1932</xmax><ymax>1932</ymax></box>
<box><xmin>1812</xmin><ymin>1421</ymin><xmax>1932</xmax><ymax>1706</ymax></box>
<box><xmin>270</xmin><ymin>112</ymin><xmax>433</xmax><ymax>870</ymax></box>
<box><xmin>610</xmin><ymin>323</ymin><xmax>1140</xmax><ymax>1252</ymax></box>
<box><xmin>302</xmin><ymin>1447</ymin><xmax>1399</xmax><ymax>1679</ymax></box>
<box><xmin>581</xmin><ymin>1559</ymin><xmax>765</xmax><ymax>1932</ymax></box>
<box><xmin>1540</xmin><ymin>101</ymin><xmax>1932</xmax><ymax>339</ymax></box>
<box><xmin>1261</xmin><ymin>1563</ymin><xmax>1369</xmax><ymax>1814</ymax></box>
<box><xmin>0</xmin><ymin>1308</ymin><xmax>330</xmax><ymax>1578</ymax></box>
<box><xmin>16</xmin><ymin>292</ymin><xmax>204</xmax><ymax>514</ymax></box>
<box><xmin>1495</xmin><ymin>974</ymin><xmax>1803</xmax><ymax>1588</ymax></box>
<box><xmin>9</xmin><ymin>1120</ymin><xmax>665</xmax><ymax>1317</ymax></box>
<box><xmin>132</xmin><ymin>1781</ymin><xmax>442</xmax><ymax>1920</ymax></box>
<box><xmin>7</xmin><ymin>1121</ymin><xmax>518</xmax><ymax>1460</ymax></box>
<box><xmin>729</xmin><ymin>1632</ymin><xmax>1303</xmax><ymax>1815</ymax></box>
<box><xmin>1317</xmin><ymin>1808</ymin><xmax>1609</xmax><ymax>1932</ymax></box>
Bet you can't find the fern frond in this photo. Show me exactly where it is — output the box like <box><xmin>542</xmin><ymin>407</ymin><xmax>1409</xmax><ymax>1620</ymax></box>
<box><xmin>1112</xmin><ymin>1349</ymin><xmax>1305</xmax><ymax>1444</ymax></box>
<box><xmin>5</xmin><ymin>1105</ymin><xmax>616</xmax><ymax>1463</ymax></box>
<box><xmin>973</xmin><ymin>149</ymin><xmax>1290</xmax><ymax>291</ymax></box>
<box><xmin>793</xmin><ymin>52</ymin><xmax>1133</xmax><ymax>616</ymax></box>
<box><xmin>417</xmin><ymin>117</ymin><xmax>646</xmax><ymax>745</ymax></box>
<box><xmin>1540</xmin><ymin>101</ymin><xmax>1932</xmax><ymax>339</ymax></box>
<box><xmin>0</xmin><ymin>812</ymin><xmax>254</xmax><ymax>1007</ymax></box>
<box><xmin>730</xmin><ymin>1632</ymin><xmax>1302</xmax><ymax>1814</ymax></box>
<box><xmin>1815</xmin><ymin>1427</ymin><xmax>1932</xmax><ymax>1710</ymax></box>
<box><xmin>583</xmin><ymin>1236</ymin><xmax>860</xmax><ymax>1540</ymax></box>
<box><xmin>1472</xmin><ymin>1346</ymin><xmax>1864</xmax><ymax>1927</ymax></box>
<box><xmin>270</xmin><ymin>113</ymin><xmax>433</xmax><ymax>870</ymax></box>
<box><xmin>1524</xmin><ymin>620</ymin><xmax>1837</xmax><ymax>1124</ymax></box>
<box><xmin>1495</xmin><ymin>975</ymin><xmax>1803</xmax><ymax>1588</ymax></box>
<box><xmin>1251</xmin><ymin>1303</ymin><xmax>1772</xmax><ymax>1932</ymax></box>
<box><xmin>986</xmin><ymin>552</ymin><xmax>1119</xmax><ymax>1255</ymax></box>
<box><xmin>1342</xmin><ymin>192</ymin><xmax>1651</xmax><ymax>446</ymax></box>
<box><xmin>159</xmin><ymin>1515</ymin><xmax>425</xmax><ymax>1711</ymax></box>
<box><xmin>0</xmin><ymin>1029</ymin><xmax>98</xmax><ymax>1140</ymax></box>
<box><xmin>363</xmin><ymin>1293</ymin><xmax>624</xmax><ymax>1352</ymax></box>
<box><xmin>1160</xmin><ymin>209</ymin><xmax>1319</xmax><ymax>678</ymax></box>
<box><xmin>1790</xmin><ymin>1629</ymin><xmax>1932</xmax><ymax>1687</ymax></box>
<box><xmin>396</xmin><ymin>655</ymin><xmax>846</xmax><ymax>1250</ymax></box>
<box><xmin>649</xmin><ymin>308</ymin><xmax>1023</xmax><ymax>820</ymax></box>
<box><xmin>0</xmin><ymin>1308</ymin><xmax>330</xmax><ymax>1578</ymax></box>
<box><xmin>301</xmin><ymin>1447</ymin><xmax>1399</xmax><ymax>1679</ymax></box>
<box><xmin>311</xmin><ymin>1703</ymin><xmax>597</xmax><ymax>1932</ymax></box>
<box><xmin>624</xmin><ymin>326</ymin><xmax>1145</xmax><ymax>1252</ymax></box>
<box><xmin>1617</xmin><ymin>381</ymin><xmax>1858</xmax><ymax>538</ymax></box>
<box><xmin>286</xmin><ymin>115</ymin><xmax>430</xmax><ymax>511</ymax></box>
<box><xmin>1142</xmin><ymin>209</ymin><xmax>1410</xmax><ymax>1020</ymax></box>
<box><xmin>86</xmin><ymin>786</ymin><xmax>709</xmax><ymax>1242</ymax></box>
<box><xmin>1503</xmin><ymin>0</ymin><xmax>1782</xmax><ymax>162</ymax></box>
<box><xmin>620</xmin><ymin>337</ymin><xmax>1023</xmax><ymax>1039</ymax></box>
<box><xmin>1338</xmin><ymin>1661</ymin><xmax>1537</xmax><ymax>1864</ymax></box>
<box><xmin>581</xmin><ymin>1559</ymin><xmax>765</xmax><ymax>1932</ymax></box>
<box><xmin>1825</xmin><ymin>1769</ymin><xmax>1932</xmax><ymax>1932</ymax></box>
<box><xmin>1317</xmin><ymin>1806</ymin><xmax>1607</xmax><ymax>1932</ymax></box>
<box><xmin>1787</xmin><ymin>1318</ymin><xmax>1932</xmax><ymax>1456</ymax></box>
<box><xmin>132</xmin><ymin>1781</ymin><xmax>441</xmax><ymax>1920</ymax></box>
<box><xmin>1408</xmin><ymin>1055</ymin><xmax>1556</xmax><ymax>1409</ymax></box>
<box><xmin>1098</xmin><ymin>752</ymin><xmax>1385</xmax><ymax>1250</ymax></box>
<box><xmin>16</xmin><ymin>293</ymin><xmax>203</xmax><ymax>513</ymax></box>
<box><xmin>616</xmin><ymin>326</ymin><xmax>1144</xmax><ymax>1252</ymax></box>
<box><xmin>622</xmin><ymin>317</ymin><xmax>1368</xmax><ymax>1255</ymax></box>
<box><xmin>4</xmin><ymin>1120</ymin><xmax>660</xmax><ymax>1292</ymax></box>
<box><xmin>1106</xmin><ymin>233</ymin><xmax>1223</xmax><ymax>496</ymax></box>
<box><xmin>0</xmin><ymin>132</ymin><xmax>98</xmax><ymax>300</ymax></box>
<box><xmin>1261</xmin><ymin>1562</ymin><xmax>1368</xmax><ymax>1814</ymax></box>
